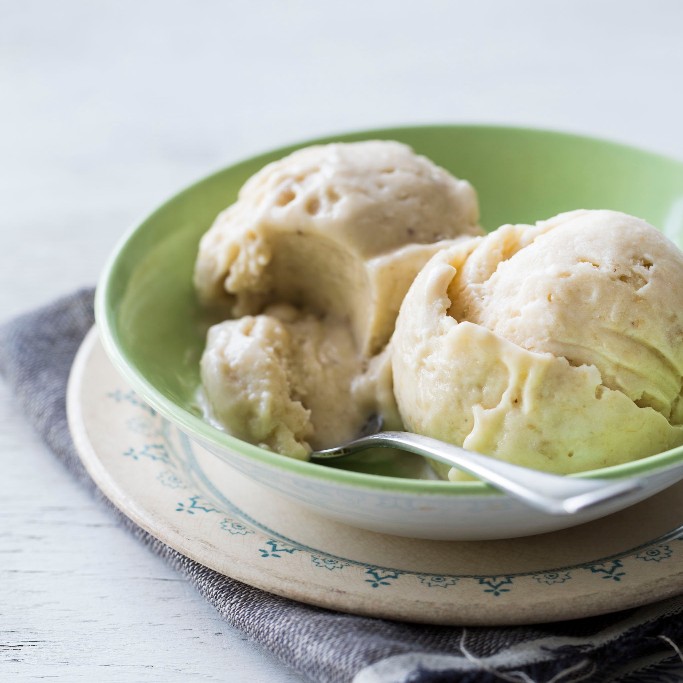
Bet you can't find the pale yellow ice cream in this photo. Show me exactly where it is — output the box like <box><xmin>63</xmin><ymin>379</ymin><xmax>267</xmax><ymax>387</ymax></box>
<box><xmin>201</xmin><ymin>306</ymin><xmax>361</xmax><ymax>458</ymax></box>
<box><xmin>197</xmin><ymin>140</ymin><xmax>482</xmax><ymax>456</ymax></box>
<box><xmin>392</xmin><ymin>210</ymin><xmax>683</xmax><ymax>479</ymax></box>
<box><xmin>200</xmin><ymin>305</ymin><xmax>404</xmax><ymax>457</ymax></box>
<box><xmin>194</xmin><ymin>140</ymin><xmax>482</xmax><ymax>356</ymax></box>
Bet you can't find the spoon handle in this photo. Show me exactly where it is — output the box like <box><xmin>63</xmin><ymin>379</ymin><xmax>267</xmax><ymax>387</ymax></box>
<box><xmin>313</xmin><ymin>431</ymin><xmax>645</xmax><ymax>515</ymax></box>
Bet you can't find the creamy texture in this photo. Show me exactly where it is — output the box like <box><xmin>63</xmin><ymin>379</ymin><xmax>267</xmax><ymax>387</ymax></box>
<box><xmin>201</xmin><ymin>305</ymin><xmax>403</xmax><ymax>456</ymax></box>
<box><xmin>197</xmin><ymin>140</ymin><xmax>482</xmax><ymax>457</ymax></box>
<box><xmin>202</xmin><ymin>306</ymin><xmax>362</xmax><ymax>458</ymax></box>
<box><xmin>194</xmin><ymin>140</ymin><xmax>482</xmax><ymax>355</ymax></box>
<box><xmin>392</xmin><ymin>210</ymin><xmax>683</xmax><ymax>479</ymax></box>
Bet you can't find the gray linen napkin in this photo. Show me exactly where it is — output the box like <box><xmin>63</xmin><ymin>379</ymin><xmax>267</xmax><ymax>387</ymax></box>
<box><xmin>2</xmin><ymin>288</ymin><xmax>683</xmax><ymax>683</ymax></box>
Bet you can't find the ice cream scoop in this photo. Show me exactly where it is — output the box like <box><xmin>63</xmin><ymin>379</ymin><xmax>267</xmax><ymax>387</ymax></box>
<box><xmin>392</xmin><ymin>210</ymin><xmax>683</xmax><ymax>479</ymax></box>
<box><xmin>200</xmin><ymin>304</ymin><xmax>403</xmax><ymax>456</ymax></box>
<box><xmin>201</xmin><ymin>305</ymin><xmax>364</xmax><ymax>458</ymax></box>
<box><xmin>194</xmin><ymin>140</ymin><xmax>482</xmax><ymax>355</ymax></box>
<box><xmin>196</xmin><ymin>140</ymin><xmax>483</xmax><ymax>456</ymax></box>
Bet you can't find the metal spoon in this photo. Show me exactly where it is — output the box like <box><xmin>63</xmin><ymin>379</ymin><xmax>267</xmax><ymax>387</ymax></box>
<box><xmin>310</xmin><ymin>417</ymin><xmax>648</xmax><ymax>516</ymax></box>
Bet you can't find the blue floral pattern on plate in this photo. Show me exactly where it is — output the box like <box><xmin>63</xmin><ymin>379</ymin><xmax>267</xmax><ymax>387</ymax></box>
<box><xmin>101</xmin><ymin>382</ymin><xmax>683</xmax><ymax>600</ymax></box>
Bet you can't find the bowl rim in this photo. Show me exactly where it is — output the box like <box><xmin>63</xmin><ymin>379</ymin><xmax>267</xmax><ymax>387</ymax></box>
<box><xmin>95</xmin><ymin>122</ymin><xmax>683</xmax><ymax>497</ymax></box>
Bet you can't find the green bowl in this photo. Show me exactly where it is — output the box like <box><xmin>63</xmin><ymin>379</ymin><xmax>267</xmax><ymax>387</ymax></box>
<box><xmin>95</xmin><ymin>124</ymin><xmax>683</xmax><ymax>540</ymax></box>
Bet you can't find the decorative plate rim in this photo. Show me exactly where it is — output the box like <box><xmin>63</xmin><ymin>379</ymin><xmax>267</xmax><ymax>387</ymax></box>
<box><xmin>67</xmin><ymin>329</ymin><xmax>683</xmax><ymax>625</ymax></box>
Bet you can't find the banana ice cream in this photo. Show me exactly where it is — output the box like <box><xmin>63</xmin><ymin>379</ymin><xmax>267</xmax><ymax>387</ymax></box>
<box><xmin>194</xmin><ymin>140</ymin><xmax>482</xmax><ymax>356</ymax></box>
<box><xmin>201</xmin><ymin>306</ymin><xmax>363</xmax><ymax>459</ymax></box>
<box><xmin>392</xmin><ymin>209</ymin><xmax>683</xmax><ymax>479</ymax></box>
<box><xmin>197</xmin><ymin>141</ymin><xmax>481</xmax><ymax>455</ymax></box>
<box><xmin>196</xmin><ymin>138</ymin><xmax>683</xmax><ymax>474</ymax></box>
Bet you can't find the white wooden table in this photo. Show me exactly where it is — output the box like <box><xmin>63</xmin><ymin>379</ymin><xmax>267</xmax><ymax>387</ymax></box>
<box><xmin>2</xmin><ymin>1</ymin><xmax>683</xmax><ymax>680</ymax></box>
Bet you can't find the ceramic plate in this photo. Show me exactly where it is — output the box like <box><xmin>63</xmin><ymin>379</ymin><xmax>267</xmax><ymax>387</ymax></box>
<box><xmin>67</xmin><ymin>329</ymin><xmax>683</xmax><ymax>625</ymax></box>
